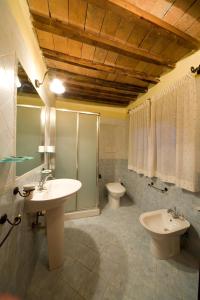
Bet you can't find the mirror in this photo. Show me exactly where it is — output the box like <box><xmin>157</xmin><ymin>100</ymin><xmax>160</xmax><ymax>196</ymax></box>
<box><xmin>16</xmin><ymin>62</ymin><xmax>45</xmax><ymax>177</ymax></box>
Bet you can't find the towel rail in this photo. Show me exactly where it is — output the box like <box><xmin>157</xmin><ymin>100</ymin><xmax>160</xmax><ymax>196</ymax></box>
<box><xmin>148</xmin><ymin>182</ymin><xmax>168</xmax><ymax>193</ymax></box>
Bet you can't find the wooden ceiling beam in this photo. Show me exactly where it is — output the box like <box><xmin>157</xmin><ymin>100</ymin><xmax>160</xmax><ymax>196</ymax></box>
<box><xmin>48</xmin><ymin>67</ymin><xmax>147</xmax><ymax>93</ymax></box>
<box><xmin>61</xmin><ymin>93</ymin><xmax>130</xmax><ymax>106</ymax></box>
<box><xmin>31</xmin><ymin>12</ymin><xmax>175</xmax><ymax>68</ymax></box>
<box><xmin>42</xmin><ymin>48</ymin><xmax>159</xmax><ymax>84</ymax></box>
<box><xmin>20</xmin><ymin>78</ymin><xmax>134</xmax><ymax>103</ymax></box>
<box><xmin>66</xmin><ymin>86</ymin><xmax>135</xmax><ymax>102</ymax></box>
<box><xmin>50</xmin><ymin>75</ymin><xmax>139</xmax><ymax>96</ymax></box>
<box><xmin>88</xmin><ymin>0</ymin><xmax>200</xmax><ymax>50</ymax></box>
<box><xmin>64</xmin><ymin>81</ymin><xmax>138</xmax><ymax>97</ymax></box>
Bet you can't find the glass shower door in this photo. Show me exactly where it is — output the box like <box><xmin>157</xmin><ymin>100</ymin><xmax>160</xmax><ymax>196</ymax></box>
<box><xmin>55</xmin><ymin>110</ymin><xmax>77</xmax><ymax>212</ymax></box>
<box><xmin>77</xmin><ymin>113</ymin><xmax>98</xmax><ymax>210</ymax></box>
<box><xmin>55</xmin><ymin>110</ymin><xmax>99</xmax><ymax>213</ymax></box>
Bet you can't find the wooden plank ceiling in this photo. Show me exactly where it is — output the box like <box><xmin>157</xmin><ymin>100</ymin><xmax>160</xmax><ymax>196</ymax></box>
<box><xmin>27</xmin><ymin>0</ymin><xmax>200</xmax><ymax>107</ymax></box>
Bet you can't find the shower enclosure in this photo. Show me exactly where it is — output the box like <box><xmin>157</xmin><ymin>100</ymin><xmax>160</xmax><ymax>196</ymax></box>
<box><xmin>55</xmin><ymin>109</ymin><xmax>100</xmax><ymax>213</ymax></box>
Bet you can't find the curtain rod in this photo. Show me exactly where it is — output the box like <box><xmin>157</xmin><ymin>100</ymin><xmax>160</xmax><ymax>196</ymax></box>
<box><xmin>128</xmin><ymin>98</ymin><xmax>151</xmax><ymax>113</ymax></box>
<box><xmin>191</xmin><ymin>65</ymin><xmax>200</xmax><ymax>74</ymax></box>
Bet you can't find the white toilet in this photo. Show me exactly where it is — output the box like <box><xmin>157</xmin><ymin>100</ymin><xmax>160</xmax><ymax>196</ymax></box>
<box><xmin>106</xmin><ymin>182</ymin><xmax>126</xmax><ymax>209</ymax></box>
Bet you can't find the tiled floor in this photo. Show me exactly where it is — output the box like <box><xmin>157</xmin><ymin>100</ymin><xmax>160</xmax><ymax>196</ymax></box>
<box><xmin>26</xmin><ymin>197</ymin><xmax>199</xmax><ymax>300</ymax></box>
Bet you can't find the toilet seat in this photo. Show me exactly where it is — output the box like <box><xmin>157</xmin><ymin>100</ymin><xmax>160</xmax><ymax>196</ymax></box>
<box><xmin>106</xmin><ymin>182</ymin><xmax>125</xmax><ymax>194</ymax></box>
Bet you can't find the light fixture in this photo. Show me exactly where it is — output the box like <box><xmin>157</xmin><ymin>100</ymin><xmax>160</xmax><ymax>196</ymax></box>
<box><xmin>49</xmin><ymin>78</ymin><xmax>65</xmax><ymax>94</ymax></box>
<box><xmin>35</xmin><ymin>71</ymin><xmax>65</xmax><ymax>95</ymax></box>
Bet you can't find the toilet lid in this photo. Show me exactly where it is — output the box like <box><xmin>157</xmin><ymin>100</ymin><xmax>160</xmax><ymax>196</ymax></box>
<box><xmin>106</xmin><ymin>182</ymin><xmax>126</xmax><ymax>193</ymax></box>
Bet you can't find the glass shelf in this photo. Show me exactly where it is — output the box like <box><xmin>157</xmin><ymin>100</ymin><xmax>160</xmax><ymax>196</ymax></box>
<box><xmin>0</xmin><ymin>156</ymin><xmax>34</xmax><ymax>163</ymax></box>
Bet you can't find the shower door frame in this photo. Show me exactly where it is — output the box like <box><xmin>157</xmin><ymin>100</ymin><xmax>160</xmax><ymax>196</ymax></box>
<box><xmin>56</xmin><ymin>108</ymin><xmax>100</xmax><ymax>212</ymax></box>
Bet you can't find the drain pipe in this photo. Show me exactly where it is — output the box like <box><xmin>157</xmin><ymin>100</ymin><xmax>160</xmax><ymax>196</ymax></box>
<box><xmin>32</xmin><ymin>211</ymin><xmax>46</xmax><ymax>229</ymax></box>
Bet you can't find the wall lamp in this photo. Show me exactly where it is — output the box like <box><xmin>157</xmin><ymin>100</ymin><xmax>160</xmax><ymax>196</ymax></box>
<box><xmin>35</xmin><ymin>70</ymin><xmax>65</xmax><ymax>94</ymax></box>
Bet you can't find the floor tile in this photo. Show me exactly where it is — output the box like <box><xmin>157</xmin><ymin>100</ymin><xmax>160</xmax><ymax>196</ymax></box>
<box><xmin>26</xmin><ymin>196</ymin><xmax>199</xmax><ymax>300</ymax></box>
<box><xmin>79</xmin><ymin>271</ymin><xmax>107</xmax><ymax>300</ymax></box>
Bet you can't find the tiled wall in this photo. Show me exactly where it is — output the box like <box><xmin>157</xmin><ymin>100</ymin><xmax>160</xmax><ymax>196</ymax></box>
<box><xmin>0</xmin><ymin>2</ymin><xmax>51</xmax><ymax>294</ymax></box>
<box><xmin>0</xmin><ymin>1</ymin><xmax>56</xmax><ymax>295</ymax></box>
<box><xmin>99</xmin><ymin>118</ymin><xmax>200</xmax><ymax>262</ymax></box>
<box><xmin>0</xmin><ymin>167</ymin><xmax>44</xmax><ymax>296</ymax></box>
<box><xmin>99</xmin><ymin>117</ymin><xmax>128</xmax><ymax>201</ymax></box>
<box><xmin>0</xmin><ymin>52</ymin><xmax>45</xmax><ymax>297</ymax></box>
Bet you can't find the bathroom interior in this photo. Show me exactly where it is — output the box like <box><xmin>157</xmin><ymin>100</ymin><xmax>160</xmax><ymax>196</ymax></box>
<box><xmin>0</xmin><ymin>0</ymin><xmax>200</xmax><ymax>299</ymax></box>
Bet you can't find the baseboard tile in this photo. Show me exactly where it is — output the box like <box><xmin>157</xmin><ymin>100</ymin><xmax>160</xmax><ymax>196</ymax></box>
<box><xmin>64</xmin><ymin>208</ymin><xmax>100</xmax><ymax>220</ymax></box>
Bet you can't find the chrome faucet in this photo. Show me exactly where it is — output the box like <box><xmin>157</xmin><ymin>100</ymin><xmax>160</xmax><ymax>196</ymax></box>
<box><xmin>167</xmin><ymin>207</ymin><xmax>184</xmax><ymax>219</ymax></box>
<box><xmin>38</xmin><ymin>169</ymin><xmax>53</xmax><ymax>191</ymax></box>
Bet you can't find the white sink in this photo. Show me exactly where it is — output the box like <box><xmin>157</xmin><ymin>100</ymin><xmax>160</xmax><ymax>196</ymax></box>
<box><xmin>25</xmin><ymin>178</ymin><xmax>82</xmax><ymax>270</ymax></box>
<box><xmin>25</xmin><ymin>179</ymin><xmax>82</xmax><ymax>212</ymax></box>
<box><xmin>139</xmin><ymin>209</ymin><xmax>190</xmax><ymax>259</ymax></box>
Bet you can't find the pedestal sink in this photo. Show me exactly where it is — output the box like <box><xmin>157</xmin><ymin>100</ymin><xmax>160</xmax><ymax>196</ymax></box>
<box><xmin>25</xmin><ymin>179</ymin><xmax>82</xmax><ymax>270</ymax></box>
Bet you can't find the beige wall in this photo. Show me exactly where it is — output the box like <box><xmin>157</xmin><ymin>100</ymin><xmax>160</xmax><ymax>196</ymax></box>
<box><xmin>1</xmin><ymin>0</ymin><xmax>54</xmax><ymax>107</ymax></box>
<box><xmin>0</xmin><ymin>0</ymin><xmax>55</xmax><ymax>185</ymax></box>
<box><xmin>99</xmin><ymin>117</ymin><xmax>128</xmax><ymax>160</ymax></box>
<box><xmin>129</xmin><ymin>50</ymin><xmax>200</xmax><ymax>110</ymax></box>
<box><xmin>56</xmin><ymin>99</ymin><xmax>128</xmax><ymax>119</ymax></box>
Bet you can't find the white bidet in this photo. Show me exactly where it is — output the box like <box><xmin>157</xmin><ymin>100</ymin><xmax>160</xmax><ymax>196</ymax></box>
<box><xmin>139</xmin><ymin>209</ymin><xmax>190</xmax><ymax>259</ymax></box>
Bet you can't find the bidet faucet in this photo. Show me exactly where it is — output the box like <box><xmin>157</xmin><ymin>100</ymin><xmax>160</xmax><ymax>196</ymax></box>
<box><xmin>167</xmin><ymin>207</ymin><xmax>182</xmax><ymax>219</ymax></box>
<box><xmin>38</xmin><ymin>169</ymin><xmax>53</xmax><ymax>191</ymax></box>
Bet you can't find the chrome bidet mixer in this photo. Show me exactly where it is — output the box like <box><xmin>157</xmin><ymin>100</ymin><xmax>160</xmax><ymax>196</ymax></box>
<box><xmin>167</xmin><ymin>207</ymin><xmax>184</xmax><ymax>219</ymax></box>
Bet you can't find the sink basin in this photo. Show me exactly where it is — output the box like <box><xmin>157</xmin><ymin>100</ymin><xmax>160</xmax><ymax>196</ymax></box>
<box><xmin>24</xmin><ymin>178</ymin><xmax>82</xmax><ymax>270</ymax></box>
<box><xmin>25</xmin><ymin>179</ymin><xmax>82</xmax><ymax>212</ymax></box>
<box><xmin>139</xmin><ymin>209</ymin><xmax>190</xmax><ymax>259</ymax></box>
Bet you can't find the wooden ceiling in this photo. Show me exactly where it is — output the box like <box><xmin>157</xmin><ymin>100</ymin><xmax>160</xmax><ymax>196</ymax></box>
<box><xmin>27</xmin><ymin>0</ymin><xmax>200</xmax><ymax>107</ymax></box>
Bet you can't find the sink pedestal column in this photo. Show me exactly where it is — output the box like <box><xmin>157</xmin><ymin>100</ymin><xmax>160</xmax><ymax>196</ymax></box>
<box><xmin>150</xmin><ymin>236</ymin><xmax>180</xmax><ymax>259</ymax></box>
<box><xmin>46</xmin><ymin>204</ymin><xmax>65</xmax><ymax>270</ymax></box>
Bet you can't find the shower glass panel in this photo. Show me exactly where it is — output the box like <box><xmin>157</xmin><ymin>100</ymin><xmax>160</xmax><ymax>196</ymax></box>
<box><xmin>77</xmin><ymin>114</ymin><xmax>98</xmax><ymax>210</ymax></box>
<box><xmin>55</xmin><ymin>110</ymin><xmax>77</xmax><ymax>212</ymax></box>
<box><xmin>55</xmin><ymin>110</ymin><xmax>99</xmax><ymax>213</ymax></box>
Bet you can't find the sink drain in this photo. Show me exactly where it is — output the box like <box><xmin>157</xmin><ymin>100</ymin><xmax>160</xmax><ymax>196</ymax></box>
<box><xmin>164</xmin><ymin>228</ymin><xmax>169</xmax><ymax>232</ymax></box>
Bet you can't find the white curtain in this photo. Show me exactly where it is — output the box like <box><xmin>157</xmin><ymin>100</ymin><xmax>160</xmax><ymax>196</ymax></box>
<box><xmin>148</xmin><ymin>82</ymin><xmax>178</xmax><ymax>181</ymax></box>
<box><xmin>128</xmin><ymin>75</ymin><xmax>200</xmax><ymax>192</ymax></box>
<box><xmin>175</xmin><ymin>75</ymin><xmax>200</xmax><ymax>191</ymax></box>
<box><xmin>128</xmin><ymin>100</ymin><xmax>150</xmax><ymax>175</ymax></box>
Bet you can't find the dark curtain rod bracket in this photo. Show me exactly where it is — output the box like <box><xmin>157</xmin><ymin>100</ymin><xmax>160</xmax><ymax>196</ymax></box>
<box><xmin>191</xmin><ymin>65</ymin><xmax>200</xmax><ymax>74</ymax></box>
